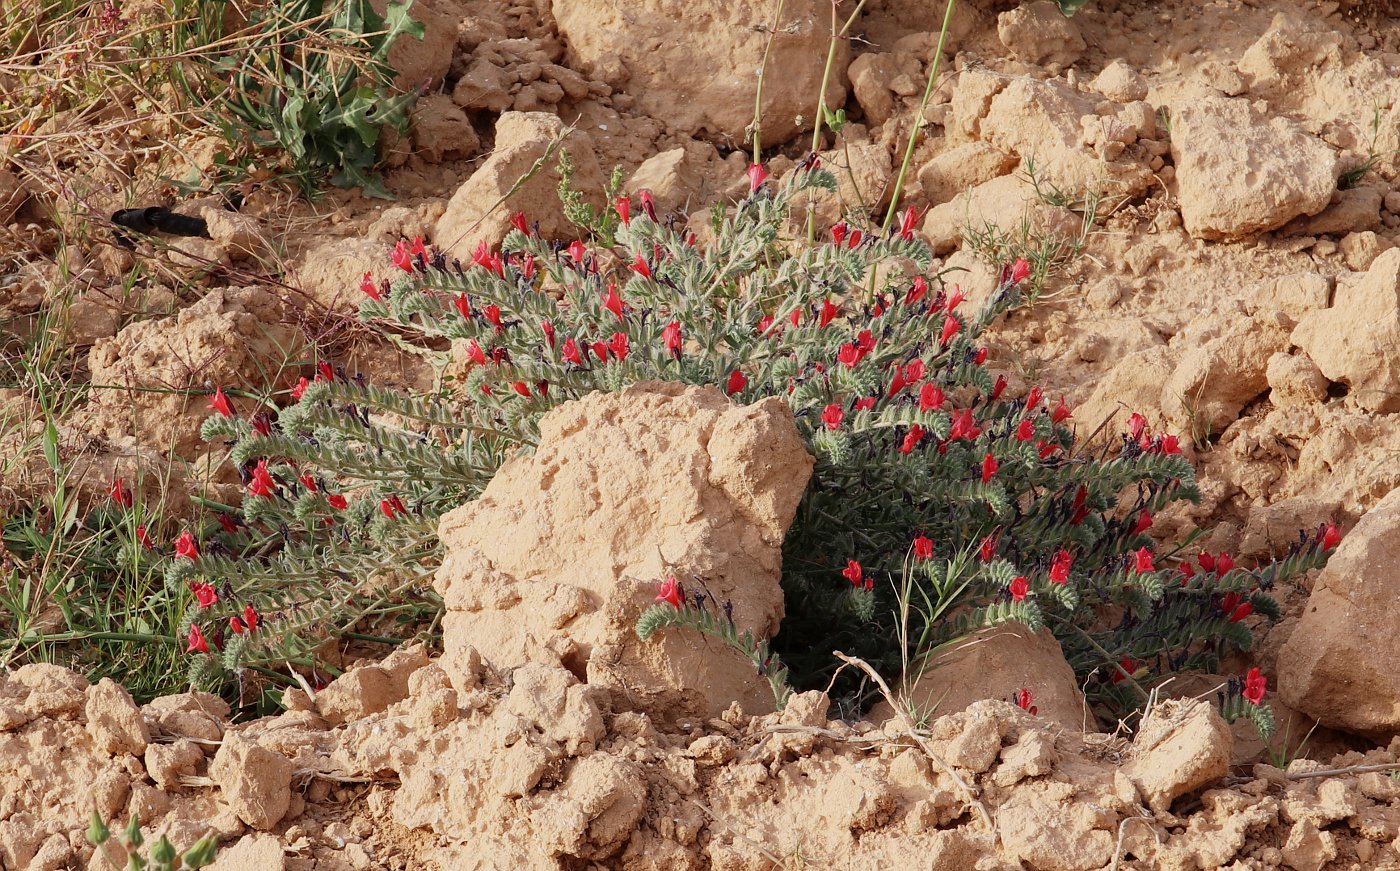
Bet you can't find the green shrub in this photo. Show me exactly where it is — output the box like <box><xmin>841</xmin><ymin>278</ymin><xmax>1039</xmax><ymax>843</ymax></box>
<box><xmin>169</xmin><ymin>164</ymin><xmax>1336</xmax><ymax>726</ymax></box>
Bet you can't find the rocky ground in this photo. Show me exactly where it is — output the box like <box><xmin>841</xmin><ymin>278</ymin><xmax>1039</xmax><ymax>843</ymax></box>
<box><xmin>3</xmin><ymin>0</ymin><xmax>1400</xmax><ymax>868</ymax></box>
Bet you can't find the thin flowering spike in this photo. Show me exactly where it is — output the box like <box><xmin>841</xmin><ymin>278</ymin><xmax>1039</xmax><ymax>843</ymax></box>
<box><xmin>359</xmin><ymin>271</ymin><xmax>381</xmax><ymax>301</ymax></box>
<box><xmin>747</xmin><ymin>163</ymin><xmax>768</xmax><ymax>192</ymax></box>
<box><xmin>822</xmin><ymin>404</ymin><xmax>844</xmax><ymax>430</ymax></box>
<box><xmin>725</xmin><ymin>369</ymin><xmax>747</xmax><ymax>395</ymax></box>
<box><xmin>208</xmin><ymin>386</ymin><xmax>234</xmax><ymax>418</ymax></box>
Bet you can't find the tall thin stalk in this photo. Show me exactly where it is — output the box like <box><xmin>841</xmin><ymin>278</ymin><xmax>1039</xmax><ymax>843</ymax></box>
<box><xmin>882</xmin><ymin>0</ymin><xmax>957</xmax><ymax>231</ymax></box>
<box><xmin>750</xmin><ymin>0</ymin><xmax>788</xmax><ymax>164</ymax></box>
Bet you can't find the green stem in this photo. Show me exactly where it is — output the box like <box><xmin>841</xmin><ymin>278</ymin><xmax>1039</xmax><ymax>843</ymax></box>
<box><xmin>751</xmin><ymin>0</ymin><xmax>788</xmax><ymax>164</ymax></box>
<box><xmin>806</xmin><ymin>0</ymin><xmax>870</xmax><ymax>244</ymax></box>
<box><xmin>882</xmin><ymin>0</ymin><xmax>957</xmax><ymax>232</ymax></box>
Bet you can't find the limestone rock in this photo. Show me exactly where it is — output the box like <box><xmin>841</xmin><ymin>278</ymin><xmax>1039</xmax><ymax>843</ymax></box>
<box><xmin>997</xmin><ymin>781</ymin><xmax>1114</xmax><ymax>871</ymax></box>
<box><xmin>1091</xmin><ymin>60</ymin><xmax>1149</xmax><ymax>103</ymax></box>
<box><xmin>410</xmin><ymin>94</ymin><xmax>480</xmax><ymax>164</ymax></box>
<box><xmin>315</xmin><ymin>644</ymin><xmax>429</xmax><ymax>726</ymax></box>
<box><xmin>1285</xmin><ymin>185</ymin><xmax>1383</xmax><ymax>237</ymax></box>
<box><xmin>84</xmin><ymin>678</ymin><xmax>149</xmax><ymax>757</ymax></box>
<box><xmin>625</xmin><ymin>142</ymin><xmax>727</xmax><ymax>219</ymax></box>
<box><xmin>848</xmin><ymin>51</ymin><xmax>923</xmax><ymax>128</ymax></box>
<box><xmin>209</xmin><ymin>731</ymin><xmax>293</xmax><ymax>830</ymax></box>
<box><xmin>433</xmin><ymin>382</ymin><xmax>814</xmax><ymax>718</ymax></box>
<box><xmin>1292</xmin><ymin>248</ymin><xmax>1400</xmax><ymax>412</ymax></box>
<box><xmin>1073</xmin><ymin>345</ymin><xmax>1173</xmax><ymax>448</ymax></box>
<box><xmin>551</xmin><ymin>0</ymin><xmax>842</xmax><ymax>142</ymax></box>
<box><xmin>434</xmin><ymin>112</ymin><xmax>605</xmax><ymax>258</ymax></box>
<box><xmin>870</xmin><ymin>623</ymin><xmax>1095</xmax><ymax>732</ymax></box>
<box><xmin>1277</xmin><ymin>485</ymin><xmax>1400</xmax><ymax>734</ymax></box>
<box><xmin>292</xmin><ymin>236</ymin><xmax>388</xmax><ymax>314</ymax></box>
<box><xmin>997</xmin><ymin>1</ymin><xmax>1086</xmax><ymax>69</ymax></box>
<box><xmin>1123</xmin><ymin>699</ymin><xmax>1233</xmax><ymax>814</ymax></box>
<box><xmin>1266</xmin><ymin>352</ymin><xmax>1328</xmax><ymax>408</ymax></box>
<box><xmin>373</xmin><ymin>0</ymin><xmax>456</xmax><ymax>91</ymax></box>
<box><xmin>1169</xmin><ymin>96</ymin><xmax>1338</xmax><ymax>240</ymax></box>
<box><xmin>916</xmin><ymin>142</ymin><xmax>1019</xmax><ymax>206</ymax></box>
<box><xmin>920</xmin><ymin>174</ymin><xmax>1078</xmax><ymax>255</ymax></box>
<box><xmin>1160</xmin><ymin>312</ymin><xmax>1290</xmax><ymax>440</ymax></box>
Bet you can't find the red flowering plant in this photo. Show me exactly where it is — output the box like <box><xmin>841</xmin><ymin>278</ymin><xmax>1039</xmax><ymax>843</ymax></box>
<box><xmin>186</xmin><ymin>162</ymin><xmax>1342</xmax><ymax>721</ymax></box>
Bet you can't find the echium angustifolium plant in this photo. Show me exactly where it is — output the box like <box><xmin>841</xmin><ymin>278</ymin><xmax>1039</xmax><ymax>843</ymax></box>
<box><xmin>170</xmin><ymin>159</ymin><xmax>1341</xmax><ymax>727</ymax></box>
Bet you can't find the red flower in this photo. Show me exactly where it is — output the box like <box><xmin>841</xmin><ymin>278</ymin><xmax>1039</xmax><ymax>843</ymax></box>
<box><xmin>1132</xmin><ymin>510</ymin><xmax>1153</xmax><ymax>534</ymax></box>
<box><xmin>1009</xmin><ymin>257</ymin><xmax>1031</xmax><ymax>285</ymax></box>
<box><xmin>247</xmin><ymin>459</ymin><xmax>276</xmax><ymax>498</ymax></box>
<box><xmin>917</xmin><ymin>383</ymin><xmax>945</xmax><ymax>413</ymax></box>
<box><xmin>244</xmin><ymin>605</ymin><xmax>259</xmax><ymax>632</ymax></box>
<box><xmin>1112</xmin><ymin>657</ymin><xmax>1135</xmax><ymax>685</ymax></box>
<box><xmin>510</xmin><ymin>211</ymin><xmax>530</xmax><ymax>235</ymax></box>
<box><xmin>819</xmin><ymin>299</ymin><xmax>838</xmax><ymax>328</ymax></box>
<box><xmin>655</xmin><ymin>575</ymin><xmax>684</xmax><ymax>608</ymax></box>
<box><xmin>472</xmin><ymin>240</ymin><xmax>503</xmax><ymax>276</ymax></box>
<box><xmin>208</xmin><ymin>386</ymin><xmax>234</xmax><ymax>418</ymax></box>
<box><xmin>1133</xmin><ymin>546</ymin><xmax>1154</xmax><ymax>574</ymax></box>
<box><xmin>979</xmin><ymin>530</ymin><xmax>999</xmax><ymax>561</ymax></box>
<box><xmin>450</xmin><ymin>293</ymin><xmax>470</xmax><ymax>321</ymax></box>
<box><xmin>981</xmin><ymin>452</ymin><xmax>998</xmax><ymax>484</ymax></box>
<box><xmin>831</xmin><ymin>221</ymin><xmax>848</xmax><ymax>247</ymax></box>
<box><xmin>905</xmin><ymin>276</ymin><xmax>928</xmax><ymax>306</ymax></box>
<box><xmin>327</xmin><ymin>493</ymin><xmax>348</xmax><ymax>510</ymax></box>
<box><xmin>1229</xmin><ymin>601</ymin><xmax>1254</xmax><ymax>623</ymax></box>
<box><xmin>590</xmin><ymin>340</ymin><xmax>609</xmax><ymax>361</ymax></box>
<box><xmin>1127</xmin><ymin>412</ymin><xmax>1147</xmax><ymax>440</ymax></box>
<box><xmin>725</xmin><ymin>370</ymin><xmax>747</xmax><ymax>395</ymax></box>
<box><xmin>1159</xmin><ymin>434</ymin><xmax>1182</xmax><ymax>455</ymax></box>
<box><xmin>380</xmin><ymin>495</ymin><xmax>407</xmax><ymax>519</ymax></box>
<box><xmin>465</xmin><ymin>340</ymin><xmax>486</xmax><ymax>366</ymax></box>
<box><xmin>842</xmin><ymin>559</ymin><xmax>863</xmax><ymax>588</ymax></box>
<box><xmin>989</xmin><ymin>375</ymin><xmax>1006</xmax><ymax>401</ymax></box>
<box><xmin>174</xmin><ymin>531</ymin><xmax>198</xmax><ymax>560</ymax></box>
<box><xmin>789</xmin><ymin>308</ymin><xmax>801</xmax><ymax>327</ymax></box>
<box><xmin>897</xmin><ymin>206</ymin><xmax>921</xmax><ymax>241</ymax></box>
<box><xmin>609</xmin><ymin>332</ymin><xmax>629</xmax><ymax>361</ymax></box>
<box><xmin>1243</xmin><ymin>667</ymin><xmax>1267</xmax><ymax>705</ymax></box>
<box><xmin>562</xmin><ymin>338</ymin><xmax>583</xmax><ymax>367</ymax></box>
<box><xmin>856</xmin><ymin>330</ymin><xmax>874</xmax><ymax>353</ymax></box>
<box><xmin>838</xmin><ymin>342</ymin><xmax>863</xmax><ymax>369</ymax></box>
<box><xmin>819</xmin><ymin>403</ymin><xmax>844</xmax><ymax>430</ymax></box>
<box><xmin>973</xmin><ymin>346</ymin><xmax>988</xmax><ymax>366</ymax></box>
<box><xmin>1197</xmin><ymin>552</ymin><xmax>1216</xmax><ymax>573</ymax></box>
<box><xmin>639</xmin><ymin>190</ymin><xmax>657</xmax><ymax>221</ymax></box>
<box><xmin>757</xmin><ymin>314</ymin><xmax>776</xmax><ymax>336</ymax></box>
<box><xmin>899</xmin><ymin>425</ymin><xmax>925</xmax><ymax>454</ymax></box>
<box><xmin>1009</xmin><ymin>576</ymin><xmax>1028</xmax><ymax>602</ymax></box>
<box><xmin>483</xmin><ymin>304</ymin><xmax>502</xmax><ymax>330</ymax></box>
<box><xmin>299</xmin><ymin>473</ymin><xmax>318</xmax><ymax>493</ymax></box>
<box><xmin>1216</xmin><ymin>553</ymin><xmax>1235</xmax><ymax>575</ymax></box>
<box><xmin>1036</xmin><ymin>440</ymin><xmax>1057</xmax><ymax>460</ymax></box>
<box><xmin>1050</xmin><ymin>548</ymin><xmax>1072</xmax><ymax>584</ymax></box>
<box><xmin>541</xmin><ymin>320</ymin><xmax>556</xmax><ymax>349</ymax></box>
<box><xmin>185</xmin><ymin>624</ymin><xmax>209</xmax><ymax>654</ymax></box>
<box><xmin>1321</xmin><ymin>521</ymin><xmax>1342</xmax><ymax>550</ymax></box>
<box><xmin>913</xmin><ymin>534</ymin><xmax>934</xmax><ymax>560</ymax></box>
<box><xmin>135</xmin><ymin>525</ymin><xmax>153</xmax><ymax>550</ymax></box>
<box><xmin>390</xmin><ymin>238</ymin><xmax>413</xmax><ymax>271</ymax></box>
<box><xmin>189</xmin><ymin>582</ymin><xmax>218</xmax><ymax>609</ymax></box>
<box><xmin>316</xmin><ymin>360</ymin><xmax>334</xmax><ymax>382</ymax></box>
<box><xmin>359</xmin><ymin>271</ymin><xmax>381</xmax><ymax>301</ymax></box>
<box><xmin>511</xmin><ymin>381</ymin><xmax>531</xmax><ymax>397</ymax></box>
<box><xmin>1051</xmin><ymin>397</ymin><xmax>1073</xmax><ymax>424</ymax></box>
<box><xmin>1026</xmin><ymin>386</ymin><xmax>1043</xmax><ymax>410</ymax></box>
<box><xmin>615</xmin><ymin>195</ymin><xmax>631</xmax><ymax>226</ymax></box>
<box><xmin>854</xmin><ymin>397</ymin><xmax>876</xmax><ymax>412</ymax></box>
<box><xmin>945</xmin><ymin>286</ymin><xmax>966</xmax><ymax>311</ymax></box>
<box><xmin>109</xmin><ymin>477</ymin><xmax>133</xmax><ymax>509</ymax></box>
<box><xmin>949</xmin><ymin>408</ymin><xmax>980</xmax><ymax>441</ymax></box>
<box><xmin>747</xmin><ymin>163</ymin><xmax>769</xmax><ymax>192</ymax></box>
<box><xmin>230</xmin><ymin>616</ymin><xmax>246</xmax><ymax>636</ymax></box>
<box><xmin>629</xmin><ymin>254</ymin><xmax>652</xmax><ymax>279</ymax></box>
<box><xmin>846</xmin><ymin>229</ymin><xmax>863</xmax><ymax>248</ymax></box>
<box><xmin>663</xmin><ymin>321</ymin><xmax>683</xmax><ymax>360</ymax></box>
<box><xmin>1016</xmin><ymin>417</ymin><xmax>1035</xmax><ymax>442</ymax></box>
<box><xmin>1013</xmin><ymin>687</ymin><xmax>1037</xmax><ymax>715</ymax></box>
<box><xmin>568</xmin><ymin>240</ymin><xmax>587</xmax><ymax>264</ymax></box>
<box><xmin>603</xmin><ymin>283</ymin><xmax>624</xmax><ymax>319</ymax></box>
<box><xmin>939</xmin><ymin>315</ymin><xmax>960</xmax><ymax>346</ymax></box>
<box><xmin>290</xmin><ymin>376</ymin><xmax>309</xmax><ymax>401</ymax></box>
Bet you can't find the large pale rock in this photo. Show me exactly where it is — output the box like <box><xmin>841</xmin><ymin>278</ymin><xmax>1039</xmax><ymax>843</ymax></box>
<box><xmin>1122</xmin><ymin>699</ymin><xmax>1233</xmax><ymax>814</ymax></box>
<box><xmin>920</xmin><ymin>174</ymin><xmax>1078</xmax><ymax>255</ymax></box>
<box><xmin>1074</xmin><ymin>346</ymin><xmax>1174</xmax><ymax>448</ymax></box>
<box><xmin>1291</xmin><ymin>248</ymin><xmax>1400</xmax><ymax>413</ymax></box>
<box><xmin>869</xmin><ymin>623</ymin><xmax>1096</xmax><ymax>732</ymax></box>
<box><xmin>209</xmin><ymin>731</ymin><xmax>293</xmax><ymax>830</ymax></box>
<box><xmin>433</xmin><ymin>382</ymin><xmax>814</xmax><ymax>719</ymax></box>
<box><xmin>848</xmin><ymin>51</ymin><xmax>923</xmax><ymax>128</ymax></box>
<box><xmin>434</xmin><ymin>112</ymin><xmax>605</xmax><ymax>259</ymax></box>
<box><xmin>1169</xmin><ymin>96</ymin><xmax>1338</xmax><ymax>240</ymax></box>
<box><xmin>372</xmin><ymin>0</ymin><xmax>456</xmax><ymax>90</ymax></box>
<box><xmin>997</xmin><ymin>782</ymin><xmax>1114</xmax><ymax>871</ymax></box>
<box><xmin>85</xmin><ymin>678</ymin><xmax>149</xmax><ymax>757</ymax></box>
<box><xmin>996</xmin><ymin>1</ymin><xmax>1086</xmax><ymax>69</ymax></box>
<box><xmin>1278</xmin><ymin>485</ymin><xmax>1400</xmax><ymax>735</ymax></box>
<box><xmin>625</xmin><ymin>142</ymin><xmax>727</xmax><ymax>218</ymax></box>
<box><xmin>551</xmin><ymin>0</ymin><xmax>843</xmax><ymax>142</ymax></box>
<box><xmin>1160</xmin><ymin>312</ymin><xmax>1291</xmax><ymax>440</ymax></box>
<box><xmin>916</xmin><ymin>142</ymin><xmax>1019</xmax><ymax>206</ymax></box>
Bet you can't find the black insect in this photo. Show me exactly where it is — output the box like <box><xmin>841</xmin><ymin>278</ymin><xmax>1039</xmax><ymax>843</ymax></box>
<box><xmin>110</xmin><ymin>206</ymin><xmax>210</xmax><ymax>249</ymax></box>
